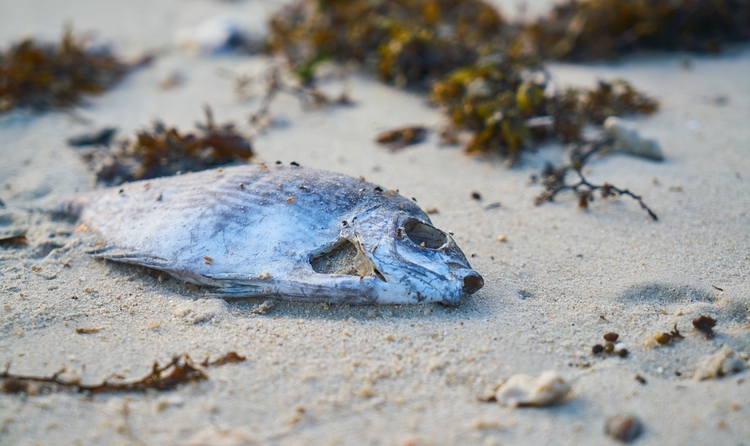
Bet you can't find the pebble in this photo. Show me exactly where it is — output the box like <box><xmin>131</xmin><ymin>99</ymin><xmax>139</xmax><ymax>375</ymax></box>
<box><xmin>605</xmin><ymin>414</ymin><xmax>643</xmax><ymax>443</ymax></box>
<box><xmin>494</xmin><ymin>370</ymin><xmax>570</xmax><ymax>408</ymax></box>
<box><xmin>604</xmin><ymin>117</ymin><xmax>664</xmax><ymax>161</ymax></box>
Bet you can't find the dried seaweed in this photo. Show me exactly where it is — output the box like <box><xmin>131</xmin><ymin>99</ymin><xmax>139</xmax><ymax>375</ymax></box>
<box><xmin>0</xmin><ymin>233</ymin><xmax>27</xmax><ymax>247</ymax></box>
<box><xmin>431</xmin><ymin>58</ymin><xmax>658</xmax><ymax>157</ymax></box>
<box><xmin>266</xmin><ymin>0</ymin><xmax>659</xmax><ymax>158</ymax></box>
<box><xmin>527</xmin><ymin>0</ymin><xmax>750</xmax><ymax>61</ymax></box>
<box><xmin>1</xmin><ymin>352</ymin><xmax>246</xmax><ymax>395</ymax></box>
<box><xmin>376</xmin><ymin>125</ymin><xmax>428</xmax><ymax>151</ymax></box>
<box><xmin>267</xmin><ymin>0</ymin><xmax>506</xmax><ymax>89</ymax></box>
<box><xmin>693</xmin><ymin>315</ymin><xmax>717</xmax><ymax>338</ymax></box>
<box><xmin>532</xmin><ymin>139</ymin><xmax>658</xmax><ymax>220</ymax></box>
<box><xmin>81</xmin><ymin>107</ymin><xmax>253</xmax><ymax>186</ymax></box>
<box><xmin>0</xmin><ymin>28</ymin><xmax>128</xmax><ymax>113</ymax></box>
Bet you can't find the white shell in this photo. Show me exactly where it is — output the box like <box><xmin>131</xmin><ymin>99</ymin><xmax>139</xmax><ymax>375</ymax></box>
<box><xmin>605</xmin><ymin>116</ymin><xmax>664</xmax><ymax>161</ymax></box>
<box><xmin>61</xmin><ymin>164</ymin><xmax>483</xmax><ymax>305</ymax></box>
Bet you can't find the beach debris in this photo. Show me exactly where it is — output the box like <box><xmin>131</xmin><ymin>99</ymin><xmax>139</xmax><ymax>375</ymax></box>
<box><xmin>0</xmin><ymin>229</ymin><xmax>27</xmax><ymax>247</ymax></box>
<box><xmin>493</xmin><ymin>370</ymin><xmax>571</xmax><ymax>407</ymax></box>
<box><xmin>527</xmin><ymin>0</ymin><xmax>750</xmax><ymax>61</ymax></box>
<box><xmin>175</xmin><ymin>15</ymin><xmax>261</xmax><ymax>54</ymax></box>
<box><xmin>603</xmin><ymin>332</ymin><xmax>619</xmax><ymax>342</ymax></box>
<box><xmin>592</xmin><ymin>332</ymin><xmax>629</xmax><ymax>357</ymax></box>
<box><xmin>646</xmin><ymin>324</ymin><xmax>685</xmax><ymax>347</ymax></box>
<box><xmin>693</xmin><ymin>347</ymin><xmax>746</xmax><ymax>380</ymax></box>
<box><xmin>79</xmin><ymin>107</ymin><xmax>253</xmax><ymax>186</ymax></box>
<box><xmin>67</xmin><ymin>127</ymin><xmax>118</xmax><ymax>147</ymax></box>
<box><xmin>201</xmin><ymin>352</ymin><xmax>246</xmax><ymax>367</ymax></box>
<box><xmin>266</xmin><ymin>1</ymin><xmax>659</xmax><ymax>158</ymax></box>
<box><xmin>605</xmin><ymin>413</ymin><xmax>643</xmax><ymax>443</ymax></box>
<box><xmin>249</xmin><ymin>300</ymin><xmax>274</xmax><ymax>315</ymax></box>
<box><xmin>634</xmin><ymin>374</ymin><xmax>647</xmax><ymax>385</ymax></box>
<box><xmin>0</xmin><ymin>353</ymin><xmax>244</xmax><ymax>395</ymax></box>
<box><xmin>376</xmin><ymin>126</ymin><xmax>428</xmax><ymax>151</ymax></box>
<box><xmin>57</xmin><ymin>164</ymin><xmax>483</xmax><ymax>305</ymax></box>
<box><xmin>471</xmin><ymin>192</ymin><xmax>482</xmax><ymax>201</ymax></box>
<box><xmin>604</xmin><ymin>117</ymin><xmax>664</xmax><ymax>161</ymax></box>
<box><xmin>533</xmin><ymin>154</ymin><xmax>658</xmax><ymax>220</ymax></box>
<box><xmin>75</xmin><ymin>327</ymin><xmax>102</xmax><ymax>334</ymax></box>
<box><xmin>693</xmin><ymin>315</ymin><xmax>717</xmax><ymax>338</ymax></box>
<box><xmin>0</xmin><ymin>28</ymin><xmax>128</xmax><ymax>114</ymax></box>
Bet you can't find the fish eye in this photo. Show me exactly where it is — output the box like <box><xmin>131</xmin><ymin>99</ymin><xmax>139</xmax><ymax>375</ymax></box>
<box><xmin>403</xmin><ymin>220</ymin><xmax>447</xmax><ymax>249</ymax></box>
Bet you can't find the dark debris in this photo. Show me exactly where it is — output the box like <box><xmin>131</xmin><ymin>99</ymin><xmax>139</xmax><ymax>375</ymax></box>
<box><xmin>80</xmin><ymin>107</ymin><xmax>253</xmax><ymax>186</ymax></box>
<box><xmin>0</xmin><ymin>28</ymin><xmax>128</xmax><ymax>113</ymax></box>
<box><xmin>1</xmin><ymin>352</ymin><xmax>246</xmax><ymax>395</ymax></box>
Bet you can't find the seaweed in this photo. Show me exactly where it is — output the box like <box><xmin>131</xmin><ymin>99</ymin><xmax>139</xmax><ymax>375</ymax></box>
<box><xmin>80</xmin><ymin>107</ymin><xmax>253</xmax><ymax>186</ymax></box>
<box><xmin>1</xmin><ymin>352</ymin><xmax>245</xmax><ymax>395</ymax></box>
<box><xmin>0</xmin><ymin>28</ymin><xmax>129</xmax><ymax>114</ymax></box>
<box><xmin>532</xmin><ymin>139</ymin><xmax>658</xmax><ymax>220</ymax></box>
<box><xmin>376</xmin><ymin>125</ymin><xmax>428</xmax><ymax>151</ymax></box>
<box><xmin>431</xmin><ymin>58</ymin><xmax>658</xmax><ymax>157</ymax></box>
<box><xmin>527</xmin><ymin>0</ymin><xmax>750</xmax><ymax>61</ymax></box>
<box><xmin>267</xmin><ymin>0</ymin><xmax>506</xmax><ymax>89</ymax></box>
<box><xmin>266</xmin><ymin>0</ymin><xmax>659</xmax><ymax>158</ymax></box>
<box><xmin>692</xmin><ymin>315</ymin><xmax>717</xmax><ymax>338</ymax></box>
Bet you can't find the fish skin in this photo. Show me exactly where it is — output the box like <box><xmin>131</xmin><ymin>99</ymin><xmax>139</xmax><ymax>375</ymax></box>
<box><xmin>60</xmin><ymin>164</ymin><xmax>483</xmax><ymax>305</ymax></box>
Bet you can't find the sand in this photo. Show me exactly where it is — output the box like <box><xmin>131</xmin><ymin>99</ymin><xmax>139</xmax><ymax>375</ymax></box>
<box><xmin>1</xmin><ymin>0</ymin><xmax>749</xmax><ymax>445</ymax></box>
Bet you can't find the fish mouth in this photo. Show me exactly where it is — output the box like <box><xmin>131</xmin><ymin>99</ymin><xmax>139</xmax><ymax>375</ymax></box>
<box><xmin>461</xmin><ymin>271</ymin><xmax>484</xmax><ymax>295</ymax></box>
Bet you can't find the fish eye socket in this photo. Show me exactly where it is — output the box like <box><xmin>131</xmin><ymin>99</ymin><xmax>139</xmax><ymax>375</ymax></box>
<box><xmin>403</xmin><ymin>220</ymin><xmax>447</xmax><ymax>249</ymax></box>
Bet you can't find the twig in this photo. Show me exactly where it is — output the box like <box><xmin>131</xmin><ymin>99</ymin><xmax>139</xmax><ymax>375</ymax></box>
<box><xmin>534</xmin><ymin>139</ymin><xmax>658</xmax><ymax>220</ymax></box>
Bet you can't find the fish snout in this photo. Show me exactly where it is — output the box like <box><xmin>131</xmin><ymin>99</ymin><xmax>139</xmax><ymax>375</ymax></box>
<box><xmin>460</xmin><ymin>270</ymin><xmax>484</xmax><ymax>296</ymax></box>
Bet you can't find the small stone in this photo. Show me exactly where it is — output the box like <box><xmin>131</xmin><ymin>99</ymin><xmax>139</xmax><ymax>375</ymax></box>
<box><xmin>592</xmin><ymin>344</ymin><xmax>604</xmax><ymax>355</ymax></box>
<box><xmin>603</xmin><ymin>342</ymin><xmax>615</xmax><ymax>354</ymax></box>
<box><xmin>603</xmin><ymin>332</ymin><xmax>619</xmax><ymax>342</ymax></box>
<box><xmin>494</xmin><ymin>370</ymin><xmax>570</xmax><ymax>408</ymax></box>
<box><xmin>496</xmin><ymin>235</ymin><xmax>507</xmax><ymax>242</ymax></box>
<box><xmin>692</xmin><ymin>315</ymin><xmax>717</xmax><ymax>338</ymax></box>
<box><xmin>654</xmin><ymin>332</ymin><xmax>672</xmax><ymax>345</ymax></box>
<box><xmin>604</xmin><ymin>117</ymin><xmax>663</xmax><ymax>161</ymax></box>
<box><xmin>605</xmin><ymin>414</ymin><xmax>643</xmax><ymax>443</ymax></box>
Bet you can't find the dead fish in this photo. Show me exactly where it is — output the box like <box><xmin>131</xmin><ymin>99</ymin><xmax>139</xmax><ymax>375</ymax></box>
<box><xmin>60</xmin><ymin>164</ymin><xmax>483</xmax><ymax>304</ymax></box>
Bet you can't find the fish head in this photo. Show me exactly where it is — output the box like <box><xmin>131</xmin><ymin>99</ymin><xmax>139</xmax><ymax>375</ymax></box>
<box><xmin>350</xmin><ymin>208</ymin><xmax>483</xmax><ymax>305</ymax></box>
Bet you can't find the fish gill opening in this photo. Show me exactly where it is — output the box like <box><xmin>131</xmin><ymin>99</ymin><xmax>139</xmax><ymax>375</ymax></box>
<box><xmin>310</xmin><ymin>238</ymin><xmax>386</xmax><ymax>282</ymax></box>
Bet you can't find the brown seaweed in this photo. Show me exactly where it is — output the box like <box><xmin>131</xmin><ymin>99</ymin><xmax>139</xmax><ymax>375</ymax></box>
<box><xmin>82</xmin><ymin>107</ymin><xmax>253</xmax><ymax>186</ymax></box>
<box><xmin>0</xmin><ymin>28</ymin><xmax>127</xmax><ymax>113</ymax></box>
<box><xmin>527</xmin><ymin>0</ymin><xmax>750</xmax><ymax>61</ymax></box>
<box><xmin>266</xmin><ymin>0</ymin><xmax>660</xmax><ymax>158</ymax></box>
<box><xmin>376</xmin><ymin>125</ymin><xmax>428</xmax><ymax>151</ymax></box>
<box><xmin>1</xmin><ymin>352</ymin><xmax>246</xmax><ymax>395</ymax></box>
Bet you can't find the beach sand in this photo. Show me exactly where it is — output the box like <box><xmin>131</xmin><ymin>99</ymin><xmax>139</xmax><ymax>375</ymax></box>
<box><xmin>1</xmin><ymin>1</ymin><xmax>749</xmax><ymax>444</ymax></box>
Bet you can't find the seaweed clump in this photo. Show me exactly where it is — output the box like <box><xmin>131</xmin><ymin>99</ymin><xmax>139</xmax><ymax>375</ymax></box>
<box><xmin>527</xmin><ymin>0</ymin><xmax>750</xmax><ymax>61</ymax></box>
<box><xmin>268</xmin><ymin>0</ymin><xmax>659</xmax><ymax>158</ymax></box>
<box><xmin>0</xmin><ymin>29</ymin><xmax>127</xmax><ymax>113</ymax></box>
<box><xmin>431</xmin><ymin>57</ymin><xmax>658</xmax><ymax>156</ymax></box>
<box><xmin>267</xmin><ymin>0</ymin><xmax>506</xmax><ymax>88</ymax></box>
<box><xmin>79</xmin><ymin>107</ymin><xmax>253</xmax><ymax>186</ymax></box>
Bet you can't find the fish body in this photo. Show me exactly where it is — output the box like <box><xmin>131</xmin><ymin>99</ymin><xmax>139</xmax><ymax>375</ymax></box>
<box><xmin>62</xmin><ymin>164</ymin><xmax>483</xmax><ymax>304</ymax></box>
